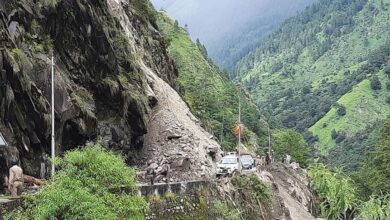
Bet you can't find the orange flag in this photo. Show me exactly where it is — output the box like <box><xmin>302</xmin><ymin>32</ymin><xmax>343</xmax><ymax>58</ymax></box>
<box><xmin>232</xmin><ymin>123</ymin><xmax>244</xmax><ymax>138</ymax></box>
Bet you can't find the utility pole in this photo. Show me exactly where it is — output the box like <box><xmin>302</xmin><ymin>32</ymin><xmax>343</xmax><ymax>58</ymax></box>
<box><xmin>238</xmin><ymin>95</ymin><xmax>242</xmax><ymax>173</ymax></box>
<box><xmin>51</xmin><ymin>55</ymin><xmax>55</xmax><ymax>177</ymax></box>
<box><xmin>268</xmin><ymin>125</ymin><xmax>272</xmax><ymax>162</ymax></box>
<box><xmin>220</xmin><ymin>113</ymin><xmax>224</xmax><ymax>144</ymax></box>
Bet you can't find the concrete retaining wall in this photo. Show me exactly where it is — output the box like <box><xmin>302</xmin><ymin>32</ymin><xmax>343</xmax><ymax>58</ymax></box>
<box><xmin>137</xmin><ymin>180</ymin><xmax>210</xmax><ymax>196</ymax></box>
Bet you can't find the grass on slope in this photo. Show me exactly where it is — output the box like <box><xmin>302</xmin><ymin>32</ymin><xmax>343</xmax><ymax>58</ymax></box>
<box><xmin>310</xmin><ymin>71</ymin><xmax>390</xmax><ymax>154</ymax></box>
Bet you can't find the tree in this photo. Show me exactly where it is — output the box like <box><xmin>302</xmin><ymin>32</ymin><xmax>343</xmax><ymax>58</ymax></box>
<box><xmin>174</xmin><ymin>19</ymin><xmax>179</xmax><ymax>31</ymax></box>
<box><xmin>301</xmin><ymin>86</ymin><xmax>311</xmax><ymax>94</ymax></box>
<box><xmin>331</xmin><ymin>129</ymin><xmax>338</xmax><ymax>140</ymax></box>
<box><xmin>196</xmin><ymin>38</ymin><xmax>208</xmax><ymax>59</ymax></box>
<box><xmin>370</xmin><ymin>76</ymin><xmax>382</xmax><ymax>90</ymax></box>
<box><xmin>273</xmin><ymin>129</ymin><xmax>309</xmax><ymax>167</ymax></box>
<box><xmin>335</xmin><ymin>131</ymin><xmax>346</xmax><ymax>143</ymax></box>
<box><xmin>337</xmin><ymin>104</ymin><xmax>346</xmax><ymax>116</ymax></box>
<box><xmin>384</xmin><ymin>65</ymin><xmax>390</xmax><ymax>77</ymax></box>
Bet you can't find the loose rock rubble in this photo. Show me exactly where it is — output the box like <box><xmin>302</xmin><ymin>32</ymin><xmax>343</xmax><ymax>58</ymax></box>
<box><xmin>132</xmin><ymin>62</ymin><xmax>222</xmax><ymax>183</ymax></box>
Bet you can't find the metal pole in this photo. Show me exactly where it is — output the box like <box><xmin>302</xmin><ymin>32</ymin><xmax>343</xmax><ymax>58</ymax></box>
<box><xmin>51</xmin><ymin>55</ymin><xmax>55</xmax><ymax>176</ymax></box>
<box><xmin>268</xmin><ymin>125</ymin><xmax>272</xmax><ymax>163</ymax></box>
<box><xmin>238</xmin><ymin>95</ymin><xmax>241</xmax><ymax>173</ymax></box>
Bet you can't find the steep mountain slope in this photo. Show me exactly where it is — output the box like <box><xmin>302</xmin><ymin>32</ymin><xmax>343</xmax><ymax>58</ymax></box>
<box><xmin>325</xmin><ymin>119</ymin><xmax>383</xmax><ymax>171</ymax></box>
<box><xmin>309</xmin><ymin>71</ymin><xmax>390</xmax><ymax>153</ymax></box>
<box><xmin>151</xmin><ymin>0</ymin><xmax>313</xmax><ymax>71</ymax></box>
<box><xmin>156</xmin><ymin>12</ymin><xmax>269</xmax><ymax>151</ymax></box>
<box><xmin>236</xmin><ymin>0</ymin><xmax>390</xmax><ymax>154</ymax></box>
<box><xmin>0</xmin><ymin>0</ymin><xmax>219</xmax><ymax>182</ymax></box>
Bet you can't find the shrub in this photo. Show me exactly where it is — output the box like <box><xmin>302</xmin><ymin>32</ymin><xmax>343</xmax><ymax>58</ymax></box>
<box><xmin>5</xmin><ymin>144</ymin><xmax>147</xmax><ymax>219</ymax></box>
<box><xmin>308</xmin><ymin>164</ymin><xmax>359</xmax><ymax>219</ymax></box>
<box><xmin>232</xmin><ymin>175</ymin><xmax>272</xmax><ymax>201</ymax></box>
<box><xmin>213</xmin><ymin>200</ymin><xmax>240</xmax><ymax>220</ymax></box>
<box><xmin>249</xmin><ymin>175</ymin><xmax>272</xmax><ymax>201</ymax></box>
<box><xmin>6</xmin><ymin>48</ymin><xmax>26</xmax><ymax>66</ymax></box>
<box><xmin>359</xmin><ymin>195</ymin><xmax>390</xmax><ymax>220</ymax></box>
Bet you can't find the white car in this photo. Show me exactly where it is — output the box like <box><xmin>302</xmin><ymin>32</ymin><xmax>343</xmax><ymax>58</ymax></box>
<box><xmin>217</xmin><ymin>155</ymin><xmax>240</xmax><ymax>176</ymax></box>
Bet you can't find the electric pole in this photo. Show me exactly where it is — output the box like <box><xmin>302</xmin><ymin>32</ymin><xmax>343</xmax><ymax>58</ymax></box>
<box><xmin>51</xmin><ymin>55</ymin><xmax>55</xmax><ymax>176</ymax></box>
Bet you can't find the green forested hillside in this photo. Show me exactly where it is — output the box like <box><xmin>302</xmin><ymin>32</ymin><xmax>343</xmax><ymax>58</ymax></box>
<box><xmin>325</xmin><ymin>119</ymin><xmax>383</xmax><ymax>171</ymax></box>
<box><xmin>156</xmin><ymin>13</ymin><xmax>269</xmax><ymax>151</ymax></box>
<box><xmin>236</xmin><ymin>0</ymin><xmax>390</xmax><ymax>154</ymax></box>
<box><xmin>310</xmin><ymin>71</ymin><xmax>390</xmax><ymax>153</ymax></box>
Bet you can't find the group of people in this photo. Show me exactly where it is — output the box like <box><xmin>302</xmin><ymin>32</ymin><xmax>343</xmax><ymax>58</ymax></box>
<box><xmin>254</xmin><ymin>150</ymin><xmax>275</xmax><ymax>168</ymax></box>
<box><xmin>254</xmin><ymin>150</ymin><xmax>292</xmax><ymax>170</ymax></box>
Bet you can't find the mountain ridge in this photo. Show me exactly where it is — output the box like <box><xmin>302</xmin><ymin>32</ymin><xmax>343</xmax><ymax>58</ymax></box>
<box><xmin>235</xmin><ymin>0</ymin><xmax>390</xmax><ymax>154</ymax></box>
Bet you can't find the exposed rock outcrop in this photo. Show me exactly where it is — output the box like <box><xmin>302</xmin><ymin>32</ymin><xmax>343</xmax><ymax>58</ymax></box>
<box><xmin>0</xmin><ymin>0</ymin><xmax>206</xmax><ymax>181</ymax></box>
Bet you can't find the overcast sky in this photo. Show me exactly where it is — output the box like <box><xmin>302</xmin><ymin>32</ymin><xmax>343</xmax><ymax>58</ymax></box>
<box><xmin>151</xmin><ymin>0</ymin><xmax>313</xmax><ymax>46</ymax></box>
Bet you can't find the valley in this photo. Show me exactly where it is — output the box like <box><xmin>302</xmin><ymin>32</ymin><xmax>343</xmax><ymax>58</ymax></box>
<box><xmin>0</xmin><ymin>0</ymin><xmax>389</xmax><ymax>219</ymax></box>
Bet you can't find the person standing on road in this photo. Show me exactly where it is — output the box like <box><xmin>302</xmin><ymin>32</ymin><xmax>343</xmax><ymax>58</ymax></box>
<box><xmin>265</xmin><ymin>152</ymin><xmax>271</xmax><ymax>165</ymax></box>
<box><xmin>285</xmin><ymin>154</ymin><xmax>291</xmax><ymax>164</ymax></box>
<box><xmin>8</xmin><ymin>157</ymin><xmax>23</xmax><ymax>197</ymax></box>
<box><xmin>271</xmin><ymin>150</ymin><xmax>275</xmax><ymax>163</ymax></box>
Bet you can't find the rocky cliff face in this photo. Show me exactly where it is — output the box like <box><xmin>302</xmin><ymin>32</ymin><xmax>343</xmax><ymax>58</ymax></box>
<box><xmin>0</xmin><ymin>0</ymin><xmax>218</xmax><ymax>181</ymax></box>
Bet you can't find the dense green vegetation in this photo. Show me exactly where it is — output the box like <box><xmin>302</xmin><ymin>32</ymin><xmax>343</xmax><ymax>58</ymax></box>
<box><xmin>359</xmin><ymin>195</ymin><xmax>390</xmax><ymax>220</ymax></box>
<box><xmin>310</xmin><ymin>119</ymin><xmax>390</xmax><ymax>219</ymax></box>
<box><xmin>353</xmin><ymin>119</ymin><xmax>390</xmax><ymax>198</ymax></box>
<box><xmin>235</xmin><ymin>0</ymin><xmax>390</xmax><ymax>155</ymax></box>
<box><xmin>156</xmin><ymin>12</ymin><xmax>270</xmax><ymax>151</ymax></box>
<box><xmin>6</xmin><ymin>145</ymin><xmax>147</xmax><ymax>220</ymax></box>
<box><xmin>309</xmin><ymin>163</ymin><xmax>390</xmax><ymax>219</ymax></box>
<box><xmin>325</xmin><ymin>120</ymin><xmax>382</xmax><ymax>172</ymax></box>
<box><xmin>273</xmin><ymin>129</ymin><xmax>310</xmax><ymax>167</ymax></box>
<box><xmin>309</xmin><ymin>70</ymin><xmax>390</xmax><ymax>153</ymax></box>
<box><xmin>308</xmin><ymin>164</ymin><xmax>359</xmax><ymax>219</ymax></box>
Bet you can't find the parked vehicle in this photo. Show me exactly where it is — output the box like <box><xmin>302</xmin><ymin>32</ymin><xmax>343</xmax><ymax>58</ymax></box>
<box><xmin>226</xmin><ymin>152</ymin><xmax>237</xmax><ymax>156</ymax></box>
<box><xmin>217</xmin><ymin>154</ymin><xmax>240</xmax><ymax>176</ymax></box>
<box><xmin>240</xmin><ymin>154</ymin><xmax>254</xmax><ymax>170</ymax></box>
